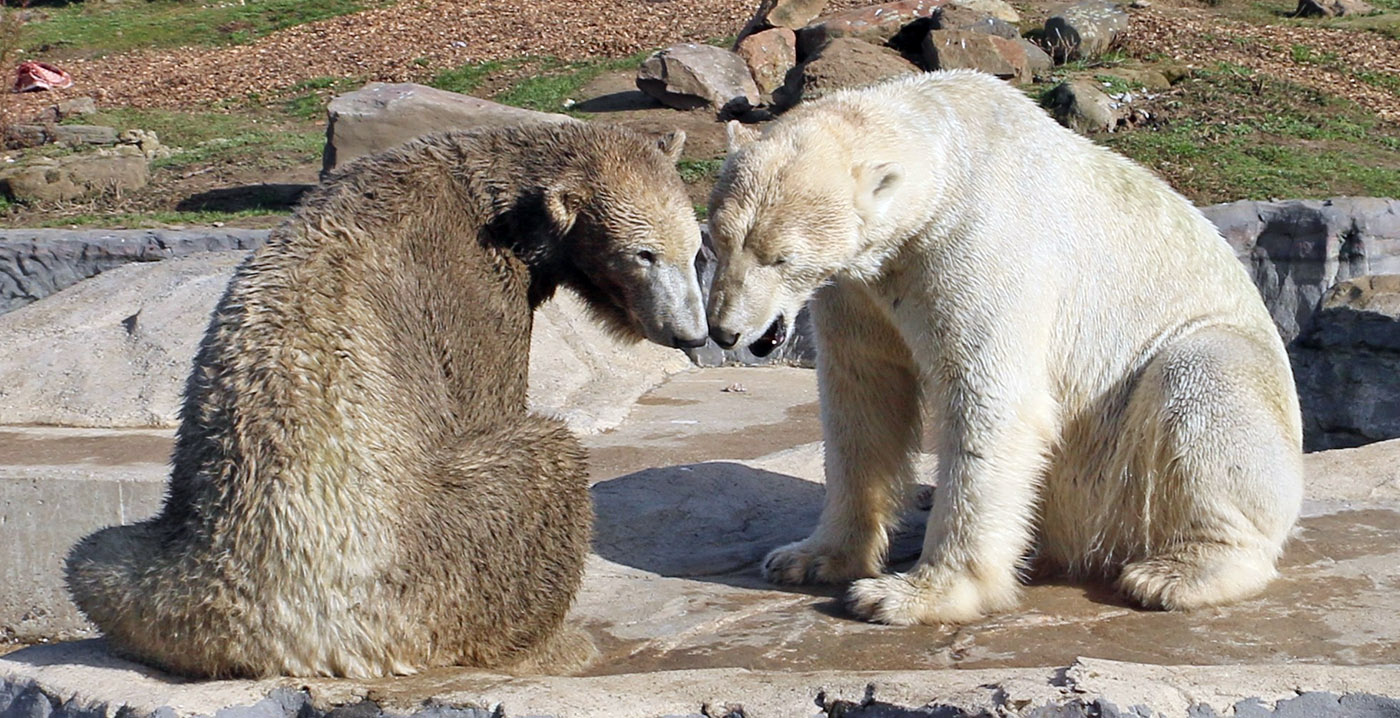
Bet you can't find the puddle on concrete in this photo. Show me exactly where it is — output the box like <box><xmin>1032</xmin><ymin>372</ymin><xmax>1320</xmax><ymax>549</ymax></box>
<box><xmin>0</xmin><ymin>431</ymin><xmax>173</xmax><ymax>466</ymax></box>
<box><xmin>573</xmin><ymin>509</ymin><xmax>1400</xmax><ymax>676</ymax></box>
<box><xmin>586</xmin><ymin>400</ymin><xmax>821</xmax><ymax>480</ymax></box>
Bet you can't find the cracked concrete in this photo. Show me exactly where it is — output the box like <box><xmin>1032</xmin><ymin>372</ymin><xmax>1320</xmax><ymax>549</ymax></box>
<box><xmin>3</xmin><ymin>366</ymin><xmax>1399</xmax><ymax>717</ymax></box>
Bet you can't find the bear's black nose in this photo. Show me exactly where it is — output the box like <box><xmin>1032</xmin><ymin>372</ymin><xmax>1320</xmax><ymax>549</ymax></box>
<box><xmin>709</xmin><ymin>327</ymin><xmax>739</xmax><ymax>349</ymax></box>
<box><xmin>672</xmin><ymin>334</ymin><xmax>709</xmax><ymax>349</ymax></box>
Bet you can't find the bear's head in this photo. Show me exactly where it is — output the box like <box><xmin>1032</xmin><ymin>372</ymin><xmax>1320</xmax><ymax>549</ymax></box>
<box><xmin>705</xmin><ymin>119</ymin><xmax>904</xmax><ymax>357</ymax></box>
<box><xmin>535</xmin><ymin>125</ymin><xmax>708</xmax><ymax>350</ymax></box>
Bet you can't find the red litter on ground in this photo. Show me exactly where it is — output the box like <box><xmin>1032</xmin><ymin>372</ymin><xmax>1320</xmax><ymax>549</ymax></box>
<box><xmin>13</xmin><ymin>61</ymin><xmax>73</xmax><ymax>93</ymax></box>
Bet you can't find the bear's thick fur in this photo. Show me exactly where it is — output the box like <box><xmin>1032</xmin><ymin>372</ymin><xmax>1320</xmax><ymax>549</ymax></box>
<box><xmin>706</xmin><ymin>71</ymin><xmax>1303</xmax><ymax>625</ymax></box>
<box><xmin>65</xmin><ymin>123</ymin><xmax>706</xmax><ymax>678</ymax></box>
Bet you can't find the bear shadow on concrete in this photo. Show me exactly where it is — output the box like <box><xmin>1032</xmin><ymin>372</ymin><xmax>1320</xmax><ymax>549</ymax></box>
<box><xmin>590</xmin><ymin>461</ymin><xmax>928</xmax><ymax>594</ymax></box>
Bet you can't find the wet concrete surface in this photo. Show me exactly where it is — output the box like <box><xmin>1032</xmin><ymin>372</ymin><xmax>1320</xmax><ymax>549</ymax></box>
<box><xmin>3</xmin><ymin>366</ymin><xmax>1399</xmax><ymax>717</ymax></box>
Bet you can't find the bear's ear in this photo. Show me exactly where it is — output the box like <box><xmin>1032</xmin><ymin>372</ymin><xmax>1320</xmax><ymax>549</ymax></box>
<box><xmin>544</xmin><ymin>183</ymin><xmax>586</xmax><ymax>235</ymax></box>
<box><xmin>656</xmin><ymin>130</ymin><xmax>686</xmax><ymax>163</ymax></box>
<box><xmin>725</xmin><ymin>120</ymin><xmax>760</xmax><ymax>152</ymax></box>
<box><xmin>853</xmin><ymin>161</ymin><xmax>904</xmax><ymax>217</ymax></box>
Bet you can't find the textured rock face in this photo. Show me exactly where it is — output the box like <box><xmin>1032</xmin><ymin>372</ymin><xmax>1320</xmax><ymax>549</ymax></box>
<box><xmin>0</xmin><ymin>228</ymin><xmax>267</xmax><ymax>315</ymax></box>
<box><xmin>922</xmin><ymin>29</ymin><xmax>1030</xmax><ymax>80</ymax></box>
<box><xmin>0</xmin><ymin>154</ymin><xmax>148</xmax><ymax>203</ymax></box>
<box><xmin>796</xmin><ymin>0</ymin><xmax>949</xmax><ymax>57</ymax></box>
<box><xmin>736</xmin><ymin>27</ymin><xmax>798</xmax><ymax>99</ymax></box>
<box><xmin>774</xmin><ymin>37</ymin><xmax>920</xmax><ymax>109</ymax></box>
<box><xmin>4</xmin><ymin>124</ymin><xmax>118</xmax><ymax>148</ymax></box>
<box><xmin>1043</xmin><ymin>1</ymin><xmax>1131</xmax><ymax>62</ymax></box>
<box><xmin>945</xmin><ymin>0</ymin><xmax>1021</xmax><ymax>22</ymax></box>
<box><xmin>735</xmin><ymin>0</ymin><xmax>829</xmax><ymax>46</ymax></box>
<box><xmin>1044</xmin><ymin>78</ymin><xmax>1124</xmax><ymax>133</ymax></box>
<box><xmin>321</xmin><ymin>82</ymin><xmax>576</xmax><ymax>176</ymax></box>
<box><xmin>936</xmin><ymin>5</ymin><xmax>1021</xmax><ymax>38</ymax></box>
<box><xmin>0</xmin><ymin>247</ymin><xmax>690</xmax><ymax>433</ymax></box>
<box><xmin>1291</xmin><ymin>275</ymin><xmax>1400</xmax><ymax>451</ymax></box>
<box><xmin>636</xmin><ymin>43</ymin><xmax>761</xmax><ymax>116</ymax></box>
<box><xmin>1201</xmin><ymin>197</ymin><xmax>1400</xmax><ymax>343</ymax></box>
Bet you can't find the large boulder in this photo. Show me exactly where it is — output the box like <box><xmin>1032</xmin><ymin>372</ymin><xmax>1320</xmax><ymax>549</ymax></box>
<box><xmin>1291</xmin><ymin>274</ymin><xmax>1400</xmax><ymax>451</ymax></box>
<box><xmin>321</xmin><ymin>82</ymin><xmax>576</xmax><ymax>176</ymax></box>
<box><xmin>1201</xmin><ymin>197</ymin><xmax>1400</xmax><ymax>343</ymax></box>
<box><xmin>736</xmin><ymin>27</ymin><xmax>799</xmax><ymax>100</ymax></box>
<box><xmin>0</xmin><ymin>249</ymin><xmax>691</xmax><ymax>434</ymax></box>
<box><xmin>922</xmin><ymin>29</ymin><xmax>1031</xmax><ymax>81</ymax></box>
<box><xmin>773</xmin><ymin>37</ymin><xmax>921</xmax><ymax>110</ymax></box>
<box><xmin>0</xmin><ymin>153</ymin><xmax>148</xmax><ymax>203</ymax></box>
<box><xmin>796</xmin><ymin>0</ymin><xmax>949</xmax><ymax>58</ymax></box>
<box><xmin>636</xmin><ymin>43</ymin><xmax>762</xmax><ymax>117</ymax></box>
<box><xmin>1043</xmin><ymin>1</ymin><xmax>1131</xmax><ymax>63</ymax></box>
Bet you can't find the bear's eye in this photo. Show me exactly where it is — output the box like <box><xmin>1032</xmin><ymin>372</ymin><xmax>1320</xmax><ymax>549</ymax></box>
<box><xmin>636</xmin><ymin>249</ymin><xmax>657</xmax><ymax>265</ymax></box>
<box><xmin>772</xmin><ymin>257</ymin><xmax>788</xmax><ymax>267</ymax></box>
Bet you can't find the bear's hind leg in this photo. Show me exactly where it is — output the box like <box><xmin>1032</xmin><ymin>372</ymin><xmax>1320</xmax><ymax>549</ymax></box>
<box><xmin>1114</xmin><ymin>326</ymin><xmax>1303</xmax><ymax>610</ymax></box>
<box><xmin>408</xmin><ymin>414</ymin><xmax>596</xmax><ymax>674</ymax></box>
<box><xmin>762</xmin><ymin>282</ymin><xmax>922</xmax><ymax>586</ymax></box>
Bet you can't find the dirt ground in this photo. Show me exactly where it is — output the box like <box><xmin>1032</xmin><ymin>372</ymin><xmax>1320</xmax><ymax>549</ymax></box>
<box><xmin>2</xmin><ymin>0</ymin><xmax>1398</xmax><ymax>228</ymax></box>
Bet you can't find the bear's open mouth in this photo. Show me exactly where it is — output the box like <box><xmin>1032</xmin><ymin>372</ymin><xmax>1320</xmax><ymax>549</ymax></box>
<box><xmin>748</xmin><ymin>314</ymin><xmax>787</xmax><ymax>358</ymax></box>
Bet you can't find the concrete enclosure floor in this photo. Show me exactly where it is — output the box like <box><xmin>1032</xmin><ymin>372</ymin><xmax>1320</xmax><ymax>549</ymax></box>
<box><xmin>3</xmin><ymin>366</ymin><xmax>1399</xmax><ymax>717</ymax></box>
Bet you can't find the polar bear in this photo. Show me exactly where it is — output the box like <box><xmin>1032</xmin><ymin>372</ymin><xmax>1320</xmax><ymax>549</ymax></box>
<box><xmin>65</xmin><ymin>124</ymin><xmax>707</xmax><ymax>678</ymax></box>
<box><xmin>705</xmin><ymin>71</ymin><xmax>1304</xmax><ymax>624</ymax></box>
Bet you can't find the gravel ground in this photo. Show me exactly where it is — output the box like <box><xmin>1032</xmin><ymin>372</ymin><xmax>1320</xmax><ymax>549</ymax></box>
<box><xmin>1127</xmin><ymin>7</ymin><xmax>1400</xmax><ymax>122</ymax></box>
<box><xmin>3</xmin><ymin>0</ymin><xmax>861</xmax><ymax>122</ymax></box>
<box><xmin>3</xmin><ymin>1</ymin><xmax>1397</xmax><ymax>123</ymax></box>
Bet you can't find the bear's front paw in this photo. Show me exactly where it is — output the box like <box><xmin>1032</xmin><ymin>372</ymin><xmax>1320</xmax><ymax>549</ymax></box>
<box><xmin>845</xmin><ymin>568</ymin><xmax>1015</xmax><ymax>625</ymax></box>
<box><xmin>761</xmin><ymin>539</ymin><xmax>880</xmax><ymax>585</ymax></box>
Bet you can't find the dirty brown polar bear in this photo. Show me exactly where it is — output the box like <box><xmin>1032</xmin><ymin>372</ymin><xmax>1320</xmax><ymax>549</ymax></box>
<box><xmin>64</xmin><ymin>123</ymin><xmax>707</xmax><ymax>679</ymax></box>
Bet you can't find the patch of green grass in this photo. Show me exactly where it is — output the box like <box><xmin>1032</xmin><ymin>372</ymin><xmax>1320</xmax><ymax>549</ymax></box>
<box><xmin>281</xmin><ymin>76</ymin><xmax>363</xmax><ymax>120</ymax></box>
<box><xmin>677</xmin><ymin>158</ymin><xmax>724</xmax><ymax>185</ymax></box>
<box><xmin>1052</xmin><ymin>49</ymin><xmax>1130</xmax><ymax>77</ymax></box>
<box><xmin>693</xmin><ymin>203</ymin><xmax>709</xmax><ymax>221</ymax></box>
<box><xmin>29</xmin><ymin>209</ymin><xmax>283</xmax><ymax>229</ymax></box>
<box><xmin>1103</xmin><ymin>62</ymin><xmax>1400</xmax><ymax>203</ymax></box>
<box><xmin>69</xmin><ymin>108</ymin><xmax>323</xmax><ymax>170</ymax></box>
<box><xmin>430</xmin><ymin>60</ymin><xmax>509</xmax><ymax>95</ymax></box>
<box><xmin>20</xmin><ymin>0</ymin><xmax>382</xmax><ymax>55</ymax></box>
<box><xmin>493</xmin><ymin>52</ymin><xmax>652</xmax><ymax>114</ymax></box>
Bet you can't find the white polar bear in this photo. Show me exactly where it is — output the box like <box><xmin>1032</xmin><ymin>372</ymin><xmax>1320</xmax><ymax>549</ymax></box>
<box><xmin>705</xmin><ymin>71</ymin><xmax>1304</xmax><ymax>625</ymax></box>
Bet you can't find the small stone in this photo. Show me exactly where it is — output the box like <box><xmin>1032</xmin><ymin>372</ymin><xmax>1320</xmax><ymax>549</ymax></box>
<box><xmin>722</xmin><ymin>383</ymin><xmax>749</xmax><ymax>393</ymax></box>
<box><xmin>57</xmin><ymin>96</ymin><xmax>98</xmax><ymax>118</ymax></box>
